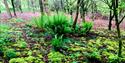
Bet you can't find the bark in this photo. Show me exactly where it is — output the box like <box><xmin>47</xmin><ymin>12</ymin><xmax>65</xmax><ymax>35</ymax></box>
<box><xmin>108</xmin><ymin>8</ymin><xmax>114</xmax><ymax>30</ymax></box>
<box><xmin>3</xmin><ymin>0</ymin><xmax>12</xmax><ymax>18</ymax></box>
<box><xmin>39</xmin><ymin>0</ymin><xmax>44</xmax><ymax>14</ymax></box>
<box><xmin>19</xmin><ymin>1</ymin><xmax>23</xmax><ymax>13</ymax></box>
<box><xmin>14</xmin><ymin>0</ymin><xmax>23</xmax><ymax>13</ymax></box>
<box><xmin>31</xmin><ymin>0</ymin><xmax>35</xmax><ymax>13</ymax></box>
<box><xmin>0</xmin><ymin>10</ymin><xmax>1</xmax><ymax>13</ymax></box>
<box><xmin>11</xmin><ymin>0</ymin><xmax>16</xmax><ymax>16</ymax></box>
<box><xmin>73</xmin><ymin>0</ymin><xmax>81</xmax><ymax>28</ymax></box>
<box><xmin>80</xmin><ymin>1</ymin><xmax>86</xmax><ymax>21</ymax></box>
<box><xmin>113</xmin><ymin>0</ymin><xmax>122</xmax><ymax>57</ymax></box>
<box><xmin>108</xmin><ymin>0</ymin><xmax>114</xmax><ymax>30</ymax></box>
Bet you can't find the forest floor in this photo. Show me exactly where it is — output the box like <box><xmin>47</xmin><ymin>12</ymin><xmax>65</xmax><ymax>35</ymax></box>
<box><xmin>0</xmin><ymin>12</ymin><xmax>125</xmax><ymax>63</ymax></box>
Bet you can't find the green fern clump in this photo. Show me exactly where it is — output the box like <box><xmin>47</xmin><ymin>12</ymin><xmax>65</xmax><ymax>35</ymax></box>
<box><xmin>34</xmin><ymin>14</ymin><xmax>48</xmax><ymax>28</ymax></box>
<box><xmin>34</xmin><ymin>13</ymin><xmax>72</xmax><ymax>35</ymax></box>
<box><xmin>51</xmin><ymin>35</ymin><xmax>64</xmax><ymax>51</ymax></box>
<box><xmin>81</xmin><ymin>21</ymin><xmax>93</xmax><ymax>34</ymax></box>
<box><xmin>46</xmin><ymin>13</ymin><xmax>72</xmax><ymax>35</ymax></box>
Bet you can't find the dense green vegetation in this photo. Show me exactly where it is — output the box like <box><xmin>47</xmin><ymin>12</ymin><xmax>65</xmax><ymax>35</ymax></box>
<box><xmin>0</xmin><ymin>0</ymin><xmax>125</xmax><ymax>63</ymax></box>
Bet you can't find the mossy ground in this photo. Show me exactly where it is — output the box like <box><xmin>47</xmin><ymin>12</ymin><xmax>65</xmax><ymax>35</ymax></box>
<box><xmin>0</xmin><ymin>18</ymin><xmax>125</xmax><ymax>63</ymax></box>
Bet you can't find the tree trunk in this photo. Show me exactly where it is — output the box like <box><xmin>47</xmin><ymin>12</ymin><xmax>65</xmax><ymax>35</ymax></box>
<box><xmin>113</xmin><ymin>0</ymin><xmax>122</xmax><ymax>57</ymax></box>
<box><xmin>11</xmin><ymin>0</ymin><xmax>16</xmax><ymax>17</ymax></box>
<box><xmin>108</xmin><ymin>9</ymin><xmax>112</xmax><ymax>30</ymax></box>
<box><xmin>73</xmin><ymin>0</ymin><xmax>80</xmax><ymax>28</ymax></box>
<box><xmin>82</xmin><ymin>12</ymin><xmax>85</xmax><ymax>21</ymax></box>
<box><xmin>3</xmin><ymin>0</ymin><xmax>12</xmax><ymax>18</ymax></box>
<box><xmin>80</xmin><ymin>1</ymin><xmax>86</xmax><ymax>21</ymax></box>
<box><xmin>31</xmin><ymin>0</ymin><xmax>35</xmax><ymax>13</ymax></box>
<box><xmin>108</xmin><ymin>0</ymin><xmax>114</xmax><ymax>30</ymax></box>
<box><xmin>19</xmin><ymin>1</ymin><xmax>23</xmax><ymax>13</ymax></box>
<box><xmin>0</xmin><ymin>10</ymin><xmax>1</xmax><ymax>13</ymax></box>
<box><xmin>39</xmin><ymin>0</ymin><xmax>44</xmax><ymax>14</ymax></box>
<box><xmin>14</xmin><ymin>0</ymin><xmax>23</xmax><ymax>13</ymax></box>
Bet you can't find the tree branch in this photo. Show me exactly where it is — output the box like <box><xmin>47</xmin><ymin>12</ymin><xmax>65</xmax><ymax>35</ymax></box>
<box><xmin>119</xmin><ymin>15</ymin><xmax>125</xmax><ymax>24</ymax></box>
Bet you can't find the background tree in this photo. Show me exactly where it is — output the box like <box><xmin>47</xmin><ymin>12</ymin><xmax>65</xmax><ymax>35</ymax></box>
<box><xmin>90</xmin><ymin>0</ymin><xmax>98</xmax><ymax>21</ymax></box>
<box><xmin>39</xmin><ymin>0</ymin><xmax>44</xmax><ymax>14</ymax></box>
<box><xmin>14</xmin><ymin>0</ymin><xmax>23</xmax><ymax>13</ymax></box>
<box><xmin>80</xmin><ymin>0</ymin><xmax>91</xmax><ymax>21</ymax></box>
<box><xmin>11</xmin><ymin>0</ymin><xmax>16</xmax><ymax>16</ymax></box>
<box><xmin>64</xmin><ymin>0</ymin><xmax>76</xmax><ymax>15</ymax></box>
<box><xmin>73</xmin><ymin>0</ymin><xmax>81</xmax><ymax>28</ymax></box>
<box><xmin>102</xmin><ymin>0</ymin><xmax>114</xmax><ymax>30</ymax></box>
<box><xmin>3</xmin><ymin>0</ymin><xmax>12</xmax><ymax>18</ymax></box>
<box><xmin>113</xmin><ymin>0</ymin><xmax>125</xmax><ymax>57</ymax></box>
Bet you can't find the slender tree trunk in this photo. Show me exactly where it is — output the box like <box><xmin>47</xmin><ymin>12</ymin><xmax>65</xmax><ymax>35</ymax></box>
<box><xmin>108</xmin><ymin>9</ymin><xmax>112</xmax><ymax>30</ymax></box>
<box><xmin>39</xmin><ymin>0</ymin><xmax>44</xmax><ymax>14</ymax></box>
<box><xmin>73</xmin><ymin>0</ymin><xmax>80</xmax><ymax>28</ymax></box>
<box><xmin>15</xmin><ymin>0</ymin><xmax>23</xmax><ymax>13</ymax></box>
<box><xmin>11</xmin><ymin>0</ymin><xmax>16</xmax><ymax>17</ymax></box>
<box><xmin>31</xmin><ymin>0</ymin><xmax>35</xmax><ymax>13</ymax></box>
<box><xmin>82</xmin><ymin>12</ymin><xmax>85</xmax><ymax>21</ymax></box>
<box><xmin>113</xmin><ymin>0</ymin><xmax>122</xmax><ymax>57</ymax></box>
<box><xmin>108</xmin><ymin>0</ymin><xmax>114</xmax><ymax>30</ymax></box>
<box><xmin>60</xmin><ymin>0</ymin><xmax>63</xmax><ymax>11</ymax></box>
<box><xmin>80</xmin><ymin>1</ymin><xmax>86</xmax><ymax>21</ymax></box>
<box><xmin>0</xmin><ymin>10</ymin><xmax>1</xmax><ymax>13</ymax></box>
<box><xmin>19</xmin><ymin>1</ymin><xmax>23</xmax><ymax>13</ymax></box>
<box><xmin>3</xmin><ymin>0</ymin><xmax>12</xmax><ymax>18</ymax></box>
<box><xmin>91</xmin><ymin>2</ymin><xmax>94</xmax><ymax>21</ymax></box>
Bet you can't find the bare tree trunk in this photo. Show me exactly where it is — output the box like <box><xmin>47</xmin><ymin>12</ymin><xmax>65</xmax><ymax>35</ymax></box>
<box><xmin>11</xmin><ymin>0</ymin><xmax>16</xmax><ymax>17</ymax></box>
<box><xmin>39</xmin><ymin>0</ymin><xmax>44</xmax><ymax>14</ymax></box>
<box><xmin>80</xmin><ymin>1</ymin><xmax>86</xmax><ymax>21</ymax></box>
<box><xmin>73</xmin><ymin>0</ymin><xmax>80</xmax><ymax>28</ymax></box>
<box><xmin>3</xmin><ymin>0</ymin><xmax>12</xmax><ymax>18</ymax></box>
<box><xmin>108</xmin><ymin>0</ymin><xmax>114</xmax><ymax>30</ymax></box>
<box><xmin>19</xmin><ymin>0</ymin><xmax>23</xmax><ymax>13</ymax></box>
<box><xmin>14</xmin><ymin>0</ymin><xmax>23</xmax><ymax>13</ymax></box>
<box><xmin>113</xmin><ymin>0</ymin><xmax>122</xmax><ymax>57</ymax></box>
<box><xmin>0</xmin><ymin>10</ymin><xmax>1</xmax><ymax>13</ymax></box>
<box><xmin>108</xmin><ymin>8</ymin><xmax>113</xmax><ymax>30</ymax></box>
<box><xmin>31</xmin><ymin>0</ymin><xmax>35</xmax><ymax>13</ymax></box>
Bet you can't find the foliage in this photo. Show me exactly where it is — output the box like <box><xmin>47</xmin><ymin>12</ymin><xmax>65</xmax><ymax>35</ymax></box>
<box><xmin>74</xmin><ymin>23</ymin><xmax>81</xmax><ymax>33</ymax></box>
<box><xmin>25</xmin><ymin>56</ymin><xmax>35</xmax><ymax>63</ymax></box>
<box><xmin>81</xmin><ymin>21</ymin><xmax>93</xmax><ymax>34</ymax></box>
<box><xmin>34</xmin><ymin>14</ymin><xmax>48</xmax><ymax>28</ymax></box>
<box><xmin>18</xmin><ymin>41</ymin><xmax>27</xmax><ymax>48</ymax></box>
<box><xmin>48</xmin><ymin>51</ymin><xmax>65</xmax><ymax>62</ymax></box>
<box><xmin>108</xmin><ymin>54</ymin><xmax>125</xmax><ymax>63</ymax></box>
<box><xmin>9</xmin><ymin>56</ymin><xmax>44</xmax><ymax>63</ymax></box>
<box><xmin>0</xmin><ymin>39</ymin><xmax>6</xmax><ymax>47</ymax></box>
<box><xmin>84</xmin><ymin>51</ymin><xmax>101</xmax><ymax>63</ymax></box>
<box><xmin>46</xmin><ymin>13</ymin><xmax>72</xmax><ymax>35</ymax></box>
<box><xmin>0</xmin><ymin>24</ymin><xmax>10</xmax><ymax>32</ymax></box>
<box><xmin>4</xmin><ymin>49</ymin><xmax>17</xmax><ymax>59</ymax></box>
<box><xmin>51</xmin><ymin>35</ymin><xmax>64</xmax><ymax>51</ymax></box>
<box><xmin>9</xmin><ymin>58</ymin><xmax>27</xmax><ymax>63</ymax></box>
<box><xmin>34</xmin><ymin>13</ymin><xmax>72</xmax><ymax>35</ymax></box>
